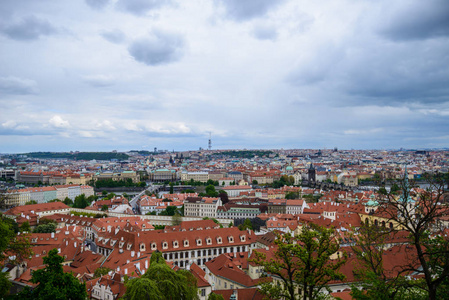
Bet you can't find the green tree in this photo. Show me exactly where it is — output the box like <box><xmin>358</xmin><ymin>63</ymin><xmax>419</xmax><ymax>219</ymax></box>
<box><xmin>285</xmin><ymin>192</ymin><xmax>300</xmax><ymax>199</ymax></box>
<box><xmin>20</xmin><ymin>221</ymin><xmax>31</xmax><ymax>233</ymax></box>
<box><xmin>93</xmin><ymin>267</ymin><xmax>112</xmax><ymax>278</ymax></box>
<box><xmin>252</xmin><ymin>180</ymin><xmax>258</xmax><ymax>185</ymax></box>
<box><xmin>238</xmin><ymin>218</ymin><xmax>253</xmax><ymax>231</ymax></box>
<box><xmin>123</xmin><ymin>252</ymin><xmax>198</xmax><ymax>300</ymax></box>
<box><xmin>205</xmin><ymin>184</ymin><xmax>218</xmax><ymax>197</ymax></box>
<box><xmin>63</xmin><ymin>197</ymin><xmax>73</xmax><ymax>206</ymax></box>
<box><xmin>251</xmin><ymin>225</ymin><xmax>346</xmax><ymax>300</ymax></box>
<box><xmin>73</xmin><ymin>194</ymin><xmax>89</xmax><ymax>209</ymax></box>
<box><xmin>350</xmin><ymin>223</ymin><xmax>410</xmax><ymax>299</ymax></box>
<box><xmin>208</xmin><ymin>292</ymin><xmax>225</xmax><ymax>300</ymax></box>
<box><xmin>33</xmin><ymin>223</ymin><xmax>57</xmax><ymax>233</ymax></box>
<box><xmin>101</xmin><ymin>204</ymin><xmax>109</xmax><ymax>211</ymax></box>
<box><xmin>159</xmin><ymin>206</ymin><xmax>178</xmax><ymax>216</ymax></box>
<box><xmin>25</xmin><ymin>200</ymin><xmax>38</xmax><ymax>205</ymax></box>
<box><xmin>172</xmin><ymin>213</ymin><xmax>182</xmax><ymax>226</ymax></box>
<box><xmin>169</xmin><ymin>182</ymin><xmax>174</xmax><ymax>194</ymax></box>
<box><xmin>17</xmin><ymin>248</ymin><xmax>86</xmax><ymax>300</ymax></box>
<box><xmin>374</xmin><ymin>173</ymin><xmax>449</xmax><ymax>299</ymax></box>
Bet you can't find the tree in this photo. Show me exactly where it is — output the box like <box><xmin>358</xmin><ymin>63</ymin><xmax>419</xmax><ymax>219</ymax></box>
<box><xmin>16</xmin><ymin>248</ymin><xmax>86</xmax><ymax>300</ymax></box>
<box><xmin>25</xmin><ymin>200</ymin><xmax>38</xmax><ymax>205</ymax></box>
<box><xmin>350</xmin><ymin>223</ymin><xmax>410</xmax><ymax>299</ymax></box>
<box><xmin>208</xmin><ymin>293</ymin><xmax>225</xmax><ymax>300</ymax></box>
<box><xmin>238</xmin><ymin>218</ymin><xmax>253</xmax><ymax>231</ymax></box>
<box><xmin>251</xmin><ymin>225</ymin><xmax>346</xmax><ymax>300</ymax></box>
<box><xmin>172</xmin><ymin>213</ymin><xmax>182</xmax><ymax>226</ymax></box>
<box><xmin>373</xmin><ymin>171</ymin><xmax>449</xmax><ymax>299</ymax></box>
<box><xmin>218</xmin><ymin>190</ymin><xmax>229</xmax><ymax>205</ymax></box>
<box><xmin>33</xmin><ymin>223</ymin><xmax>57</xmax><ymax>233</ymax></box>
<box><xmin>205</xmin><ymin>184</ymin><xmax>218</xmax><ymax>197</ymax></box>
<box><xmin>63</xmin><ymin>197</ymin><xmax>73</xmax><ymax>206</ymax></box>
<box><xmin>93</xmin><ymin>267</ymin><xmax>112</xmax><ymax>278</ymax></box>
<box><xmin>159</xmin><ymin>205</ymin><xmax>178</xmax><ymax>216</ymax></box>
<box><xmin>73</xmin><ymin>194</ymin><xmax>89</xmax><ymax>209</ymax></box>
<box><xmin>20</xmin><ymin>221</ymin><xmax>31</xmax><ymax>233</ymax></box>
<box><xmin>101</xmin><ymin>204</ymin><xmax>109</xmax><ymax>211</ymax></box>
<box><xmin>123</xmin><ymin>252</ymin><xmax>198</xmax><ymax>300</ymax></box>
<box><xmin>252</xmin><ymin>180</ymin><xmax>258</xmax><ymax>185</ymax></box>
<box><xmin>169</xmin><ymin>182</ymin><xmax>174</xmax><ymax>194</ymax></box>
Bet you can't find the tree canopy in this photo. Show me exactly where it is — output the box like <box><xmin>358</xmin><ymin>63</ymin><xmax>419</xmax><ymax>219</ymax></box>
<box><xmin>251</xmin><ymin>224</ymin><xmax>346</xmax><ymax>300</ymax></box>
<box><xmin>123</xmin><ymin>252</ymin><xmax>198</xmax><ymax>300</ymax></box>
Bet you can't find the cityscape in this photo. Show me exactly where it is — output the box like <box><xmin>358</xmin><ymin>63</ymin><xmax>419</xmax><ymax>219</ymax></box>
<box><xmin>1</xmin><ymin>0</ymin><xmax>449</xmax><ymax>299</ymax></box>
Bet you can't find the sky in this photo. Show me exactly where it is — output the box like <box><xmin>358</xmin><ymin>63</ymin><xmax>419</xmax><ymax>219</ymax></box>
<box><xmin>0</xmin><ymin>0</ymin><xmax>448</xmax><ymax>153</ymax></box>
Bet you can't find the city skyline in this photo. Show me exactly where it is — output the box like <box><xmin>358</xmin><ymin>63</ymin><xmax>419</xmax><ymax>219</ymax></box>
<box><xmin>1</xmin><ymin>0</ymin><xmax>448</xmax><ymax>153</ymax></box>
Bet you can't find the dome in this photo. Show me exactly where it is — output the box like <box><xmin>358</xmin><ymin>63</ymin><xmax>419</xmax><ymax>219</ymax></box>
<box><xmin>286</xmin><ymin>166</ymin><xmax>293</xmax><ymax>171</ymax></box>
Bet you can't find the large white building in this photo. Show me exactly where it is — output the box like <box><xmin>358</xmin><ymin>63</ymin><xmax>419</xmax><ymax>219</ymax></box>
<box><xmin>184</xmin><ymin>197</ymin><xmax>222</xmax><ymax>218</ymax></box>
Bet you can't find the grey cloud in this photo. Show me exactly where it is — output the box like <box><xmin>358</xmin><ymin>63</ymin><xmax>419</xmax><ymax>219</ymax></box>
<box><xmin>128</xmin><ymin>30</ymin><xmax>185</xmax><ymax>66</ymax></box>
<box><xmin>252</xmin><ymin>24</ymin><xmax>277</xmax><ymax>40</ymax></box>
<box><xmin>215</xmin><ymin>0</ymin><xmax>286</xmax><ymax>21</ymax></box>
<box><xmin>101</xmin><ymin>29</ymin><xmax>126</xmax><ymax>44</ymax></box>
<box><xmin>380</xmin><ymin>0</ymin><xmax>449</xmax><ymax>41</ymax></box>
<box><xmin>1</xmin><ymin>15</ymin><xmax>57</xmax><ymax>40</ymax></box>
<box><xmin>82</xmin><ymin>75</ymin><xmax>115</xmax><ymax>87</ymax></box>
<box><xmin>116</xmin><ymin>0</ymin><xmax>172</xmax><ymax>16</ymax></box>
<box><xmin>0</xmin><ymin>76</ymin><xmax>38</xmax><ymax>95</ymax></box>
<box><xmin>85</xmin><ymin>0</ymin><xmax>110</xmax><ymax>10</ymax></box>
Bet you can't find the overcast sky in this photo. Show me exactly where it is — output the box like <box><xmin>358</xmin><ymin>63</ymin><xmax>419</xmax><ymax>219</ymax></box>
<box><xmin>1</xmin><ymin>0</ymin><xmax>448</xmax><ymax>153</ymax></box>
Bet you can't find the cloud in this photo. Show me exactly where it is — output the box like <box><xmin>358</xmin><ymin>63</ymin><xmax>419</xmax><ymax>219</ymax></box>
<box><xmin>0</xmin><ymin>76</ymin><xmax>38</xmax><ymax>95</ymax></box>
<box><xmin>252</xmin><ymin>24</ymin><xmax>277</xmax><ymax>40</ymax></box>
<box><xmin>100</xmin><ymin>29</ymin><xmax>126</xmax><ymax>44</ymax></box>
<box><xmin>96</xmin><ymin>120</ymin><xmax>116</xmax><ymax>130</ymax></box>
<box><xmin>49</xmin><ymin>115</ymin><xmax>70</xmax><ymax>128</ymax></box>
<box><xmin>1</xmin><ymin>15</ymin><xmax>58</xmax><ymax>40</ymax></box>
<box><xmin>128</xmin><ymin>29</ymin><xmax>185</xmax><ymax>66</ymax></box>
<box><xmin>215</xmin><ymin>0</ymin><xmax>287</xmax><ymax>21</ymax></box>
<box><xmin>82</xmin><ymin>74</ymin><xmax>115</xmax><ymax>87</ymax></box>
<box><xmin>380</xmin><ymin>0</ymin><xmax>449</xmax><ymax>41</ymax></box>
<box><xmin>85</xmin><ymin>0</ymin><xmax>110</xmax><ymax>10</ymax></box>
<box><xmin>116</xmin><ymin>0</ymin><xmax>172</xmax><ymax>16</ymax></box>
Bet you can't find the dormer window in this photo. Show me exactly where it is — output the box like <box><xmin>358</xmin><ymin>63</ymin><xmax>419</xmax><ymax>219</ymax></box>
<box><xmin>110</xmin><ymin>240</ymin><xmax>116</xmax><ymax>246</ymax></box>
<box><xmin>206</xmin><ymin>238</ymin><xmax>212</xmax><ymax>245</ymax></box>
<box><xmin>173</xmin><ymin>241</ymin><xmax>179</xmax><ymax>248</ymax></box>
<box><xmin>240</xmin><ymin>235</ymin><xmax>246</xmax><ymax>242</ymax></box>
<box><xmin>127</xmin><ymin>243</ymin><xmax>132</xmax><ymax>250</ymax></box>
<box><xmin>162</xmin><ymin>242</ymin><xmax>168</xmax><ymax>249</ymax></box>
<box><xmin>119</xmin><ymin>241</ymin><xmax>125</xmax><ymax>248</ymax></box>
<box><xmin>184</xmin><ymin>240</ymin><xmax>189</xmax><ymax>247</ymax></box>
<box><xmin>196</xmin><ymin>239</ymin><xmax>202</xmax><ymax>246</ymax></box>
<box><xmin>140</xmin><ymin>243</ymin><xmax>146</xmax><ymax>251</ymax></box>
<box><xmin>228</xmin><ymin>236</ymin><xmax>234</xmax><ymax>243</ymax></box>
<box><xmin>217</xmin><ymin>237</ymin><xmax>222</xmax><ymax>244</ymax></box>
<box><xmin>151</xmin><ymin>242</ymin><xmax>157</xmax><ymax>250</ymax></box>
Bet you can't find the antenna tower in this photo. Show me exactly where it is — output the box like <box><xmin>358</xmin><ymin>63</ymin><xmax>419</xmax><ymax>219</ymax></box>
<box><xmin>208</xmin><ymin>132</ymin><xmax>212</xmax><ymax>151</ymax></box>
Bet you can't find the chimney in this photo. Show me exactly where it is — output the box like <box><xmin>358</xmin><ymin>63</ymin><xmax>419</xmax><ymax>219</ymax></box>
<box><xmin>131</xmin><ymin>251</ymin><xmax>135</xmax><ymax>257</ymax></box>
<box><xmin>74</xmin><ymin>242</ymin><xmax>77</xmax><ymax>248</ymax></box>
<box><xmin>51</xmin><ymin>232</ymin><xmax>55</xmax><ymax>238</ymax></box>
<box><xmin>58</xmin><ymin>248</ymin><xmax>61</xmax><ymax>253</ymax></box>
<box><xmin>145</xmin><ymin>260</ymin><xmax>148</xmax><ymax>269</ymax></box>
<box><xmin>117</xmin><ymin>266</ymin><xmax>120</xmax><ymax>272</ymax></box>
<box><xmin>124</xmin><ymin>268</ymin><xmax>128</xmax><ymax>275</ymax></box>
<box><xmin>137</xmin><ymin>252</ymin><xmax>140</xmax><ymax>258</ymax></box>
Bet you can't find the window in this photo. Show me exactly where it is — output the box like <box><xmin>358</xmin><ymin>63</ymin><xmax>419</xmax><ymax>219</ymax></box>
<box><xmin>162</xmin><ymin>242</ymin><xmax>168</xmax><ymax>249</ymax></box>
<box><xmin>201</xmin><ymin>289</ymin><xmax>206</xmax><ymax>297</ymax></box>
<box><xmin>173</xmin><ymin>241</ymin><xmax>179</xmax><ymax>248</ymax></box>
<box><xmin>196</xmin><ymin>239</ymin><xmax>202</xmax><ymax>246</ymax></box>
<box><xmin>184</xmin><ymin>240</ymin><xmax>189</xmax><ymax>247</ymax></box>
<box><xmin>217</xmin><ymin>237</ymin><xmax>222</xmax><ymax>244</ymax></box>
<box><xmin>228</xmin><ymin>236</ymin><xmax>234</xmax><ymax>243</ymax></box>
<box><xmin>151</xmin><ymin>242</ymin><xmax>157</xmax><ymax>250</ymax></box>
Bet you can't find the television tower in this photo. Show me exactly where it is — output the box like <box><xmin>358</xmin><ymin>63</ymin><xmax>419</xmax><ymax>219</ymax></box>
<box><xmin>208</xmin><ymin>132</ymin><xmax>212</xmax><ymax>151</ymax></box>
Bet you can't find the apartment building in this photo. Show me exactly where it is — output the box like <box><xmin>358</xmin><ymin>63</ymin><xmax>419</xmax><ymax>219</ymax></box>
<box><xmin>184</xmin><ymin>197</ymin><xmax>223</xmax><ymax>218</ymax></box>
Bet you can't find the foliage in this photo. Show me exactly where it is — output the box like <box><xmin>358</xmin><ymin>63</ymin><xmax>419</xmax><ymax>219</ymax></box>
<box><xmin>252</xmin><ymin>180</ymin><xmax>258</xmax><ymax>185</ymax></box>
<box><xmin>251</xmin><ymin>225</ymin><xmax>346</xmax><ymax>300</ymax></box>
<box><xmin>123</xmin><ymin>251</ymin><xmax>198</xmax><ymax>300</ymax></box>
<box><xmin>101</xmin><ymin>204</ymin><xmax>109</xmax><ymax>211</ymax></box>
<box><xmin>272</xmin><ymin>175</ymin><xmax>295</xmax><ymax>188</ymax></box>
<box><xmin>69</xmin><ymin>211</ymin><xmax>107</xmax><ymax>218</ymax></box>
<box><xmin>103</xmin><ymin>193</ymin><xmax>116</xmax><ymax>200</ymax></box>
<box><xmin>0</xmin><ymin>214</ymin><xmax>33</xmax><ymax>267</ymax></box>
<box><xmin>0</xmin><ymin>272</ymin><xmax>11</xmax><ymax>298</ymax></box>
<box><xmin>350</xmin><ymin>223</ymin><xmax>410</xmax><ymax>299</ymax></box>
<box><xmin>25</xmin><ymin>151</ymin><xmax>129</xmax><ymax>161</ymax></box>
<box><xmin>25</xmin><ymin>200</ymin><xmax>38</xmax><ymax>205</ymax></box>
<box><xmin>238</xmin><ymin>218</ymin><xmax>253</xmax><ymax>231</ymax></box>
<box><xmin>95</xmin><ymin>178</ymin><xmax>146</xmax><ymax>188</ymax></box>
<box><xmin>205</xmin><ymin>185</ymin><xmax>218</xmax><ymax>197</ymax></box>
<box><xmin>208</xmin><ymin>293</ymin><xmax>225</xmax><ymax>300</ymax></box>
<box><xmin>159</xmin><ymin>205</ymin><xmax>180</xmax><ymax>216</ymax></box>
<box><xmin>154</xmin><ymin>225</ymin><xmax>165</xmax><ymax>230</ymax></box>
<box><xmin>33</xmin><ymin>223</ymin><xmax>57</xmax><ymax>233</ymax></box>
<box><xmin>218</xmin><ymin>190</ymin><xmax>229</xmax><ymax>205</ymax></box>
<box><xmin>374</xmin><ymin>173</ymin><xmax>449</xmax><ymax>300</ymax></box>
<box><xmin>93</xmin><ymin>267</ymin><xmax>112</xmax><ymax>278</ymax></box>
<box><xmin>172</xmin><ymin>213</ymin><xmax>182</xmax><ymax>226</ymax></box>
<box><xmin>20</xmin><ymin>221</ymin><xmax>31</xmax><ymax>232</ymax></box>
<box><xmin>48</xmin><ymin>199</ymin><xmax>60</xmax><ymax>203</ymax></box>
<box><xmin>146</xmin><ymin>211</ymin><xmax>157</xmax><ymax>215</ymax></box>
<box><xmin>63</xmin><ymin>197</ymin><xmax>73</xmax><ymax>206</ymax></box>
<box><xmin>286</xmin><ymin>192</ymin><xmax>300</xmax><ymax>199</ymax></box>
<box><xmin>72</xmin><ymin>194</ymin><xmax>89</xmax><ymax>209</ymax></box>
<box><xmin>15</xmin><ymin>248</ymin><xmax>87</xmax><ymax>300</ymax></box>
